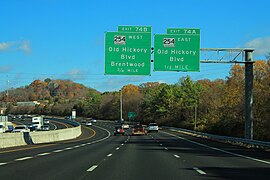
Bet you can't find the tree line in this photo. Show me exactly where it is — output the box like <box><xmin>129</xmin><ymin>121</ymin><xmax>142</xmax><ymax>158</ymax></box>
<box><xmin>1</xmin><ymin>59</ymin><xmax>269</xmax><ymax>141</ymax></box>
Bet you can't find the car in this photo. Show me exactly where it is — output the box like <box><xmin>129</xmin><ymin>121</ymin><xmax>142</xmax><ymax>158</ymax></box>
<box><xmin>44</xmin><ymin>119</ymin><xmax>50</xmax><ymax>124</ymax></box>
<box><xmin>13</xmin><ymin>125</ymin><xmax>30</xmax><ymax>133</ymax></box>
<box><xmin>114</xmin><ymin>126</ymin><xmax>125</xmax><ymax>136</ymax></box>
<box><xmin>40</xmin><ymin>125</ymin><xmax>50</xmax><ymax>131</ymax></box>
<box><xmin>27</xmin><ymin>124</ymin><xmax>38</xmax><ymax>131</ymax></box>
<box><xmin>86</xmin><ymin>122</ymin><xmax>92</xmax><ymax>126</ymax></box>
<box><xmin>148</xmin><ymin>123</ymin><xmax>159</xmax><ymax>132</ymax></box>
<box><xmin>132</xmin><ymin>124</ymin><xmax>147</xmax><ymax>135</ymax></box>
<box><xmin>81</xmin><ymin>119</ymin><xmax>87</xmax><ymax>124</ymax></box>
<box><xmin>122</xmin><ymin>124</ymin><xmax>129</xmax><ymax>129</ymax></box>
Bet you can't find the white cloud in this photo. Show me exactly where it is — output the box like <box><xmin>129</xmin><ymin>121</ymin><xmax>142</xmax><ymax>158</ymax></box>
<box><xmin>65</xmin><ymin>69</ymin><xmax>87</xmax><ymax>80</ymax></box>
<box><xmin>0</xmin><ymin>42</ymin><xmax>13</xmax><ymax>51</ymax></box>
<box><xmin>0</xmin><ymin>40</ymin><xmax>31</xmax><ymax>53</ymax></box>
<box><xmin>18</xmin><ymin>40</ymin><xmax>31</xmax><ymax>53</ymax></box>
<box><xmin>245</xmin><ymin>37</ymin><xmax>270</xmax><ymax>55</ymax></box>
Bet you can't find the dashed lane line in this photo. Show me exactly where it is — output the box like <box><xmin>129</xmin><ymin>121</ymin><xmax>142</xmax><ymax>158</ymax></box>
<box><xmin>116</xmin><ymin>147</ymin><xmax>120</xmax><ymax>150</ymax></box>
<box><xmin>193</xmin><ymin>167</ymin><xmax>206</xmax><ymax>175</ymax></box>
<box><xmin>87</xmin><ymin>165</ymin><xmax>98</xmax><ymax>172</ymax></box>
<box><xmin>162</xmin><ymin>131</ymin><xmax>270</xmax><ymax>165</ymax></box>
<box><xmin>15</xmin><ymin>157</ymin><xmax>33</xmax><ymax>161</ymax></box>
<box><xmin>1</xmin><ymin>125</ymin><xmax>110</xmax><ymax>167</ymax></box>
<box><xmin>37</xmin><ymin>152</ymin><xmax>51</xmax><ymax>156</ymax></box>
<box><xmin>174</xmin><ymin>155</ymin><xmax>180</xmax><ymax>158</ymax></box>
<box><xmin>53</xmin><ymin>149</ymin><xmax>64</xmax><ymax>153</ymax></box>
<box><xmin>107</xmin><ymin>153</ymin><xmax>113</xmax><ymax>157</ymax></box>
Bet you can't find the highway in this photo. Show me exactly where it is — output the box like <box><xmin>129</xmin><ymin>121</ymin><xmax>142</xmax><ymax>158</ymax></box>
<box><xmin>0</xmin><ymin>121</ymin><xmax>269</xmax><ymax>180</ymax></box>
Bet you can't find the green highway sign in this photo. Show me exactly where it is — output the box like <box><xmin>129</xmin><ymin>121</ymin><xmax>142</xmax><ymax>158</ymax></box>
<box><xmin>118</xmin><ymin>26</ymin><xmax>152</xmax><ymax>33</ymax></box>
<box><xmin>154</xmin><ymin>28</ymin><xmax>200</xmax><ymax>72</ymax></box>
<box><xmin>105</xmin><ymin>31</ymin><xmax>151</xmax><ymax>75</ymax></box>
<box><xmin>128</xmin><ymin>112</ymin><xmax>137</xmax><ymax>118</ymax></box>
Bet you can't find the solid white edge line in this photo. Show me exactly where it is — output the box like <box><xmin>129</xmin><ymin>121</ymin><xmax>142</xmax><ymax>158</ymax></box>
<box><xmin>162</xmin><ymin>131</ymin><xmax>270</xmax><ymax>165</ymax></box>
<box><xmin>0</xmin><ymin>163</ymin><xmax>7</xmax><ymax>166</ymax></box>
<box><xmin>87</xmin><ymin>165</ymin><xmax>98</xmax><ymax>172</ymax></box>
<box><xmin>193</xmin><ymin>167</ymin><xmax>206</xmax><ymax>175</ymax></box>
<box><xmin>174</xmin><ymin>154</ymin><xmax>180</xmax><ymax>158</ymax></box>
<box><xmin>16</xmin><ymin>156</ymin><xmax>33</xmax><ymax>161</ymax></box>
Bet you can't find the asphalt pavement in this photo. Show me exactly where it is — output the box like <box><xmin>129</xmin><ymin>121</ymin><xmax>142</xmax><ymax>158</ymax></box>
<box><xmin>0</xmin><ymin>121</ymin><xmax>269</xmax><ymax>180</ymax></box>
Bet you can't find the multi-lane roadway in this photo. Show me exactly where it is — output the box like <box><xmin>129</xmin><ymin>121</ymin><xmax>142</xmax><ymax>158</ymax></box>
<box><xmin>0</xmin><ymin>121</ymin><xmax>269</xmax><ymax>179</ymax></box>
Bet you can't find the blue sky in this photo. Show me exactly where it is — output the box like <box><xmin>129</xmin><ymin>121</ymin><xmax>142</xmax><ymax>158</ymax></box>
<box><xmin>0</xmin><ymin>0</ymin><xmax>269</xmax><ymax>92</ymax></box>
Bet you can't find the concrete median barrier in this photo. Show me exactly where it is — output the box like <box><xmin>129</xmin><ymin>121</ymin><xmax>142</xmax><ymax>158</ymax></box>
<box><xmin>0</xmin><ymin>126</ymin><xmax>81</xmax><ymax>148</ymax></box>
<box><xmin>30</xmin><ymin>126</ymin><xmax>81</xmax><ymax>144</ymax></box>
<box><xmin>0</xmin><ymin>133</ymin><xmax>27</xmax><ymax>148</ymax></box>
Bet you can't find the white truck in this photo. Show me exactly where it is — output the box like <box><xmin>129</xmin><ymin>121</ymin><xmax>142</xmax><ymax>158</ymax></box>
<box><xmin>32</xmin><ymin>116</ymin><xmax>50</xmax><ymax>131</ymax></box>
<box><xmin>32</xmin><ymin>116</ymin><xmax>44</xmax><ymax>130</ymax></box>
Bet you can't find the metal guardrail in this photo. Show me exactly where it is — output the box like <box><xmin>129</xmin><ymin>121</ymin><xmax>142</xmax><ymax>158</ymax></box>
<box><xmin>162</xmin><ymin>126</ymin><xmax>270</xmax><ymax>149</ymax></box>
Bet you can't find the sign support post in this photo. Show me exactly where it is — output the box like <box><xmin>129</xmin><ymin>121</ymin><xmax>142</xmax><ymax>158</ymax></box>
<box><xmin>244</xmin><ymin>50</ymin><xmax>254</xmax><ymax>139</ymax></box>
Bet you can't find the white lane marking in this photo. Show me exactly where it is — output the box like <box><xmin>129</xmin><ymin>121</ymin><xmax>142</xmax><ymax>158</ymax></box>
<box><xmin>37</xmin><ymin>152</ymin><xmax>51</xmax><ymax>156</ymax></box>
<box><xmin>81</xmin><ymin>144</ymin><xmax>87</xmax><ymax>146</ymax></box>
<box><xmin>162</xmin><ymin>131</ymin><xmax>270</xmax><ymax>165</ymax></box>
<box><xmin>53</xmin><ymin>149</ymin><xmax>64</xmax><ymax>153</ymax></box>
<box><xmin>87</xmin><ymin>165</ymin><xmax>98</xmax><ymax>172</ymax></box>
<box><xmin>116</xmin><ymin>147</ymin><xmax>120</xmax><ymax>150</ymax></box>
<box><xmin>160</xmin><ymin>144</ymin><xmax>163</xmax><ymax>146</ymax></box>
<box><xmin>64</xmin><ymin>147</ymin><xmax>73</xmax><ymax>150</ymax></box>
<box><xmin>0</xmin><ymin>163</ymin><xmax>7</xmax><ymax>166</ymax></box>
<box><xmin>50</xmin><ymin>123</ymin><xmax>57</xmax><ymax>130</ymax></box>
<box><xmin>107</xmin><ymin>153</ymin><xmax>113</xmax><ymax>157</ymax></box>
<box><xmin>74</xmin><ymin>145</ymin><xmax>81</xmax><ymax>148</ymax></box>
<box><xmin>174</xmin><ymin>154</ymin><xmax>180</xmax><ymax>158</ymax></box>
<box><xmin>91</xmin><ymin>125</ymin><xmax>111</xmax><ymax>144</ymax></box>
<box><xmin>16</xmin><ymin>157</ymin><xmax>33</xmax><ymax>161</ymax></box>
<box><xmin>193</xmin><ymin>167</ymin><xmax>206</xmax><ymax>175</ymax></box>
<box><xmin>165</xmin><ymin>147</ymin><xmax>168</xmax><ymax>150</ymax></box>
<box><xmin>121</xmin><ymin>143</ymin><xmax>124</xmax><ymax>146</ymax></box>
